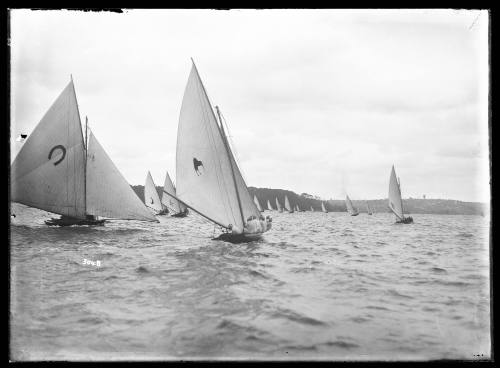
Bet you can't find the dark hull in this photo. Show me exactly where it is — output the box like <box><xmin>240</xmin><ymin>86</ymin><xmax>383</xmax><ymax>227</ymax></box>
<box><xmin>350</xmin><ymin>213</ymin><xmax>359</xmax><ymax>216</ymax></box>
<box><xmin>396</xmin><ymin>216</ymin><xmax>413</xmax><ymax>224</ymax></box>
<box><xmin>45</xmin><ymin>216</ymin><xmax>106</xmax><ymax>226</ymax></box>
<box><xmin>213</xmin><ymin>232</ymin><xmax>263</xmax><ymax>243</ymax></box>
<box><xmin>171</xmin><ymin>211</ymin><xmax>188</xmax><ymax>218</ymax></box>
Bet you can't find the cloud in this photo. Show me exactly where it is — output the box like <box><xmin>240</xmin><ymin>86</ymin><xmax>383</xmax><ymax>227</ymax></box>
<box><xmin>9</xmin><ymin>9</ymin><xmax>490</xmax><ymax>202</ymax></box>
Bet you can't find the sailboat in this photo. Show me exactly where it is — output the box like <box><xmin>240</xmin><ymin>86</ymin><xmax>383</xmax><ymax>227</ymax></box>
<box><xmin>366</xmin><ymin>202</ymin><xmax>373</xmax><ymax>215</ymax></box>
<box><xmin>145</xmin><ymin>171</ymin><xmax>168</xmax><ymax>215</ymax></box>
<box><xmin>296</xmin><ymin>204</ymin><xmax>300</xmax><ymax>212</ymax></box>
<box><xmin>321</xmin><ymin>201</ymin><xmax>328</xmax><ymax>213</ymax></box>
<box><xmin>11</xmin><ymin>78</ymin><xmax>158</xmax><ymax>226</ymax></box>
<box><xmin>254</xmin><ymin>195</ymin><xmax>263</xmax><ymax>212</ymax></box>
<box><xmin>310</xmin><ymin>205</ymin><xmax>314</xmax><ymax>211</ymax></box>
<box><xmin>266</xmin><ymin>199</ymin><xmax>273</xmax><ymax>211</ymax></box>
<box><xmin>388</xmin><ymin>165</ymin><xmax>413</xmax><ymax>224</ymax></box>
<box><xmin>275</xmin><ymin>197</ymin><xmax>283</xmax><ymax>213</ymax></box>
<box><xmin>174</xmin><ymin>60</ymin><xmax>272</xmax><ymax>239</ymax></box>
<box><xmin>284</xmin><ymin>195</ymin><xmax>294</xmax><ymax>213</ymax></box>
<box><xmin>345</xmin><ymin>194</ymin><xmax>359</xmax><ymax>216</ymax></box>
<box><xmin>161</xmin><ymin>171</ymin><xmax>188</xmax><ymax>217</ymax></box>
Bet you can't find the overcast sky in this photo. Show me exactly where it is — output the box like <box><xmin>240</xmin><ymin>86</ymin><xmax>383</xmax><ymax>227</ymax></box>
<box><xmin>10</xmin><ymin>9</ymin><xmax>489</xmax><ymax>202</ymax></box>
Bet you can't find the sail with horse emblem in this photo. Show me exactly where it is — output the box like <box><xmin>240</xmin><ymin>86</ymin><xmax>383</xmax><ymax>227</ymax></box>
<box><xmin>175</xmin><ymin>60</ymin><xmax>272</xmax><ymax>238</ymax></box>
<box><xmin>11</xmin><ymin>78</ymin><xmax>157</xmax><ymax>226</ymax></box>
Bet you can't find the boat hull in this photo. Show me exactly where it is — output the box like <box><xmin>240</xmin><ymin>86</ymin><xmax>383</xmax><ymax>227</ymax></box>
<box><xmin>45</xmin><ymin>216</ymin><xmax>106</xmax><ymax>226</ymax></box>
<box><xmin>213</xmin><ymin>232</ymin><xmax>263</xmax><ymax>243</ymax></box>
<box><xmin>171</xmin><ymin>211</ymin><xmax>188</xmax><ymax>218</ymax></box>
<box><xmin>396</xmin><ymin>216</ymin><xmax>413</xmax><ymax>224</ymax></box>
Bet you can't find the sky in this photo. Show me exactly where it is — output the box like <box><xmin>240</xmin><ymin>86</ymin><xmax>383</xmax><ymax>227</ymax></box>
<box><xmin>9</xmin><ymin>9</ymin><xmax>490</xmax><ymax>202</ymax></box>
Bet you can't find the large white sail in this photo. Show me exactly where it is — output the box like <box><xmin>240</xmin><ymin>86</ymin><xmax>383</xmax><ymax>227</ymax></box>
<box><xmin>275</xmin><ymin>197</ymin><xmax>283</xmax><ymax>212</ymax></box>
<box><xmin>86</xmin><ymin>130</ymin><xmax>157</xmax><ymax>222</ymax></box>
<box><xmin>284</xmin><ymin>195</ymin><xmax>293</xmax><ymax>212</ymax></box>
<box><xmin>310</xmin><ymin>206</ymin><xmax>314</xmax><ymax>211</ymax></box>
<box><xmin>388</xmin><ymin>165</ymin><xmax>405</xmax><ymax>221</ymax></box>
<box><xmin>11</xmin><ymin>80</ymin><xmax>86</xmax><ymax>219</ymax></box>
<box><xmin>321</xmin><ymin>201</ymin><xmax>328</xmax><ymax>213</ymax></box>
<box><xmin>267</xmin><ymin>199</ymin><xmax>273</xmax><ymax>211</ymax></box>
<box><xmin>161</xmin><ymin>171</ymin><xmax>184</xmax><ymax>214</ymax></box>
<box><xmin>176</xmin><ymin>62</ymin><xmax>261</xmax><ymax>233</ymax></box>
<box><xmin>254</xmin><ymin>195</ymin><xmax>263</xmax><ymax>212</ymax></box>
<box><xmin>144</xmin><ymin>171</ymin><xmax>163</xmax><ymax>213</ymax></box>
<box><xmin>345</xmin><ymin>194</ymin><xmax>358</xmax><ymax>215</ymax></box>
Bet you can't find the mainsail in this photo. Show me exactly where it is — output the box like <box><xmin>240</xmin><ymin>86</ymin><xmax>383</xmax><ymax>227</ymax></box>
<box><xmin>144</xmin><ymin>171</ymin><xmax>163</xmax><ymax>213</ymax></box>
<box><xmin>284</xmin><ymin>195</ymin><xmax>293</xmax><ymax>212</ymax></box>
<box><xmin>11</xmin><ymin>79</ymin><xmax>157</xmax><ymax>223</ymax></box>
<box><xmin>321</xmin><ymin>201</ymin><xmax>328</xmax><ymax>213</ymax></box>
<box><xmin>345</xmin><ymin>194</ymin><xmax>358</xmax><ymax>215</ymax></box>
<box><xmin>388</xmin><ymin>165</ymin><xmax>405</xmax><ymax>221</ymax></box>
<box><xmin>161</xmin><ymin>171</ymin><xmax>185</xmax><ymax>214</ymax></box>
<box><xmin>85</xmin><ymin>131</ymin><xmax>158</xmax><ymax>222</ymax></box>
<box><xmin>275</xmin><ymin>197</ymin><xmax>283</xmax><ymax>212</ymax></box>
<box><xmin>11</xmin><ymin>80</ymin><xmax>86</xmax><ymax>219</ymax></box>
<box><xmin>175</xmin><ymin>61</ymin><xmax>263</xmax><ymax>234</ymax></box>
<box><xmin>267</xmin><ymin>199</ymin><xmax>273</xmax><ymax>211</ymax></box>
<box><xmin>310</xmin><ymin>206</ymin><xmax>314</xmax><ymax>211</ymax></box>
<box><xmin>254</xmin><ymin>195</ymin><xmax>263</xmax><ymax>212</ymax></box>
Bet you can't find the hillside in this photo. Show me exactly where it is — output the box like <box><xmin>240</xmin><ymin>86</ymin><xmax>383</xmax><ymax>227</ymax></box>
<box><xmin>131</xmin><ymin>185</ymin><xmax>487</xmax><ymax>215</ymax></box>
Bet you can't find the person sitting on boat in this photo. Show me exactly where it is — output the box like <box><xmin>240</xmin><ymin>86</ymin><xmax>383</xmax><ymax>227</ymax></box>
<box><xmin>244</xmin><ymin>216</ymin><xmax>262</xmax><ymax>234</ymax></box>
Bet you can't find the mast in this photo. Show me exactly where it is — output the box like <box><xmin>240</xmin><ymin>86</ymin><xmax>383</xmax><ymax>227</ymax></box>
<box><xmin>216</xmin><ymin>105</ymin><xmax>246</xmax><ymax>227</ymax></box>
<box><xmin>84</xmin><ymin>116</ymin><xmax>88</xmax><ymax>214</ymax></box>
<box><xmin>399</xmin><ymin>177</ymin><xmax>406</xmax><ymax>218</ymax></box>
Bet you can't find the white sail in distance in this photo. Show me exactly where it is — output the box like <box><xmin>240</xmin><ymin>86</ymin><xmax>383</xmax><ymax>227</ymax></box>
<box><xmin>175</xmin><ymin>61</ymin><xmax>262</xmax><ymax>234</ymax></box>
<box><xmin>321</xmin><ymin>201</ymin><xmax>328</xmax><ymax>213</ymax></box>
<box><xmin>11</xmin><ymin>80</ymin><xmax>86</xmax><ymax>219</ymax></box>
<box><xmin>284</xmin><ymin>195</ymin><xmax>293</xmax><ymax>212</ymax></box>
<box><xmin>310</xmin><ymin>206</ymin><xmax>314</xmax><ymax>211</ymax></box>
<box><xmin>388</xmin><ymin>165</ymin><xmax>405</xmax><ymax>221</ymax></box>
<box><xmin>253</xmin><ymin>195</ymin><xmax>263</xmax><ymax>212</ymax></box>
<box><xmin>345</xmin><ymin>194</ymin><xmax>358</xmax><ymax>215</ymax></box>
<box><xmin>86</xmin><ymin>130</ymin><xmax>158</xmax><ymax>222</ymax></box>
<box><xmin>275</xmin><ymin>197</ymin><xmax>283</xmax><ymax>212</ymax></box>
<box><xmin>144</xmin><ymin>171</ymin><xmax>163</xmax><ymax>213</ymax></box>
<box><xmin>161</xmin><ymin>171</ymin><xmax>185</xmax><ymax>214</ymax></box>
<box><xmin>267</xmin><ymin>199</ymin><xmax>273</xmax><ymax>211</ymax></box>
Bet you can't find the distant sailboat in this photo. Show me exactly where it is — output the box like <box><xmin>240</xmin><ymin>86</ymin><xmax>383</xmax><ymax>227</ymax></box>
<box><xmin>145</xmin><ymin>171</ymin><xmax>168</xmax><ymax>215</ymax></box>
<box><xmin>345</xmin><ymin>194</ymin><xmax>359</xmax><ymax>216</ymax></box>
<box><xmin>366</xmin><ymin>203</ymin><xmax>373</xmax><ymax>215</ymax></box>
<box><xmin>161</xmin><ymin>171</ymin><xmax>188</xmax><ymax>217</ymax></box>
<box><xmin>310</xmin><ymin>206</ymin><xmax>314</xmax><ymax>212</ymax></box>
<box><xmin>11</xmin><ymin>79</ymin><xmax>158</xmax><ymax>226</ymax></box>
<box><xmin>284</xmin><ymin>195</ymin><xmax>294</xmax><ymax>213</ymax></box>
<box><xmin>254</xmin><ymin>195</ymin><xmax>263</xmax><ymax>212</ymax></box>
<box><xmin>174</xmin><ymin>60</ymin><xmax>272</xmax><ymax>239</ymax></box>
<box><xmin>321</xmin><ymin>201</ymin><xmax>328</xmax><ymax>213</ymax></box>
<box><xmin>266</xmin><ymin>199</ymin><xmax>273</xmax><ymax>211</ymax></box>
<box><xmin>388</xmin><ymin>165</ymin><xmax>413</xmax><ymax>224</ymax></box>
<box><xmin>275</xmin><ymin>197</ymin><xmax>283</xmax><ymax>213</ymax></box>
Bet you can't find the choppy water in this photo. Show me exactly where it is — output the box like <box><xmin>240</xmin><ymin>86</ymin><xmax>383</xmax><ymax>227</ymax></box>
<box><xmin>10</xmin><ymin>203</ymin><xmax>491</xmax><ymax>361</ymax></box>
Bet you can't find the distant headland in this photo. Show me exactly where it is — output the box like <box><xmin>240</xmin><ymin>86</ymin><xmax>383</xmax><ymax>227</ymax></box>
<box><xmin>130</xmin><ymin>185</ymin><xmax>488</xmax><ymax>216</ymax></box>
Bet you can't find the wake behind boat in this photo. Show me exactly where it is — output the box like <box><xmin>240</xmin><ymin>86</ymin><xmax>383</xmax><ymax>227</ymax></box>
<box><xmin>11</xmin><ymin>78</ymin><xmax>158</xmax><ymax>226</ymax></box>
<box><xmin>388</xmin><ymin>165</ymin><xmax>413</xmax><ymax>224</ymax></box>
<box><xmin>174</xmin><ymin>60</ymin><xmax>272</xmax><ymax>240</ymax></box>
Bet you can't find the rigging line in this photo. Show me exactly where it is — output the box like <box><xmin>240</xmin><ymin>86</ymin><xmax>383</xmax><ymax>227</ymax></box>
<box><xmin>194</xmin><ymin>70</ymin><xmax>238</xmax><ymax>227</ymax></box>
<box><xmin>217</xmin><ymin>106</ymin><xmax>245</xmax><ymax>227</ymax></box>
<box><xmin>194</xmin><ymin>80</ymin><xmax>236</xmax><ymax>227</ymax></box>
